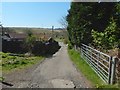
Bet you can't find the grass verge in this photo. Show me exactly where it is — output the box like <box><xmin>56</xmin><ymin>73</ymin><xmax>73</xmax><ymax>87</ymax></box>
<box><xmin>1</xmin><ymin>52</ymin><xmax>44</xmax><ymax>73</ymax></box>
<box><xmin>68</xmin><ymin>48</ymin><xmax>119</xmax><ymax>89</ymax></box>
<box><xmin>54</xmin><ymin>38</ymin><xmax>64</xmax><ymax>42</ymax></box>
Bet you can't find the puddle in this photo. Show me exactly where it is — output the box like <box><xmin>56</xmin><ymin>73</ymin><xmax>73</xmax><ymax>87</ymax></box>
<box><xmin>50</xmin><ymin>79</ymin><xmax>75</xmax><ymax>88</ymax></box>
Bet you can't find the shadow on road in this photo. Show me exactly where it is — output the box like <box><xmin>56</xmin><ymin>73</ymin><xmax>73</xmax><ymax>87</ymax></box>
<box><xmin>1</xmin><ymin>81</ymin><xmax>13</xmax><ymax>87</ymax></box>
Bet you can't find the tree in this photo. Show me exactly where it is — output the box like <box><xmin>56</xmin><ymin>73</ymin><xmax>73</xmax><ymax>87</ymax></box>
<box><xmin>66</xmin><ymin>2</ymin><xmax>120</xmax><ymax>49</ymax></box>
<box><xmin>25</xmin><ymin>30</ymin><xmax>36</xmax><ymax>55</ymax></box>
<box><xmin>92</xmin><ymin>17</ymin><xmax>120</xmax><ymax>50</ymax></box>
<box><xmin>59</xmin><ymin>16</ymin><xmax>68</xmax><ymax>29</ymax></box>
<box><xmin>59</xmin><ymin>16</ymin><xmax>69</xmax><ymax>42</ymax></box>
<box><xmin>67</xmin><ymin>2</ymin><xmax>93</xmax><ymax>46</ymax></box>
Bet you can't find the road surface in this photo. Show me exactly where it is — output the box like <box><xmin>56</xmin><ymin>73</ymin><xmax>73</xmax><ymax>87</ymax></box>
<box><xmin>2</xmin><ymin>42</ymin><xmax>92</xmax><ymax>88</ymax></box>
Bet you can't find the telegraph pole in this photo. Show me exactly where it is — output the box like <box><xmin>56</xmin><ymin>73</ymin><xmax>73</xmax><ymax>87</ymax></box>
<box><xmin>52</xmin><ymin>26</ymin><xmax>54</xmax><ymax>38</ymax></box>
<box><xmin>0</xmin><ymin>22</ymin><xmax>3</xmax><ymax>35</ymax></box>
<box><xmin>0</xmin><ymin>22</ymin><xmax>2</xmax><ymax>52</ymax></box>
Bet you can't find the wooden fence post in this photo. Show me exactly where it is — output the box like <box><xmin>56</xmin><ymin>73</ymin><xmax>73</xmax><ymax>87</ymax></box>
<box><xmin>110</xmin><ymin>56</ymin><xmax>117</xmax><ymax>84</ymax></box>
<box><xmin>81</xmin><ymin>46</ymin><xmax>83</xmax><ymax>57</ymax></box>
<box><xmin>117</xmin><ymin>59</ymin><xmax>120</xmax><ymax>88</ymax></box>
<box><xmin>118</xmin><ymin>49</ymin><xmax>120</xmax><ymax>58</ymax></box>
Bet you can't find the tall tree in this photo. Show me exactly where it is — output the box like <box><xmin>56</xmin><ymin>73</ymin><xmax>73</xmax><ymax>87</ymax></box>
<box><xmin>67</xmin><ymin>2</ymin><xmax>120</xmax><ymax>49</ymax></box>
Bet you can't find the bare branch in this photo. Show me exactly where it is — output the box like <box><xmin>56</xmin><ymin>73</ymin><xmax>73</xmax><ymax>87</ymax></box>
<box><xmin>59</xmin><ymin>16</ymin><xmax>68</xmax><ymax>29</ymax></box>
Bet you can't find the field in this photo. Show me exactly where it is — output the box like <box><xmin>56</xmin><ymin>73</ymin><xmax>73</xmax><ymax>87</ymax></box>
<box><xmin>2</xmin><ymin>27</ymin><xmax>68</xmax><ymax>41</ymax></box>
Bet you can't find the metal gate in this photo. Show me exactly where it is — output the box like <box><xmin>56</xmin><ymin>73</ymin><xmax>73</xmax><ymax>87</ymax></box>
<box><xmin>81</xmin><ymin>44</ymin><xmax>116</xmax><ymax>84</ymax></box>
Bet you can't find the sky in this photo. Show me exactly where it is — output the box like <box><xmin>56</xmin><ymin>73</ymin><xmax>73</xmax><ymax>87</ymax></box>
<box><xmin>1</xmin><ymin>2</ymin><xmax>71</xmax><ymax>28</ymax></box>
<box><xmin>1</xmin><ymin>1</ymin><xmax>119</xmax><ymax>28</ymax></box>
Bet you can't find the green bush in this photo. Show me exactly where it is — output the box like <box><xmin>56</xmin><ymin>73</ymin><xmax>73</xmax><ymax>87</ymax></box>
<box><xmin>20</xmin><ymin>60</ymin><xmax>27</xmax><ymax>65</ymax></box>
<box><xmin>0</xmin><ymin>52</ymin><xmax>9</xmax><ymax>58</ymax></box>
<box><xmin>0</xmin><ymin>77</ymin><xmax>5</xmax><ymax>81</ymax></box>
<box><xmin>63</xmin><ymin>39</ymin><xmax>68</xmax><ymax>44</ymax></box>
<box><xmin>68</xmin><ymin>41</ymin><xmax>73</xmax><ymax>49</ymax></box>
<box><xmin>91</xmin><ymin>18</ymin><xmax>119</xmax><ymax>50</ymax></box>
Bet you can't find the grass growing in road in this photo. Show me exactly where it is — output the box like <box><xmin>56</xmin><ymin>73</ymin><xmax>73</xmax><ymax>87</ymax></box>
<box><xmin>68</xmin><ymin>49</ymin><xmax>118</xmax><ymax>89</ymax></box>
<box><xmin>1</xmin><ymin>52</ymin><xmax>44</xmax><ymax>73</ymax></box>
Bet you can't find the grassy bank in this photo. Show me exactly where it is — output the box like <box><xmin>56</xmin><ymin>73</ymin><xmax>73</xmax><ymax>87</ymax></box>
<box><xmin>68</xmin><ymin>48</ymin><xmax>118</xmax><ymax>89</ymax></box>
<box><xmin>1</xmin><ymin>52</ymin><xmax>44</xmax><ymax>73</ymax></box>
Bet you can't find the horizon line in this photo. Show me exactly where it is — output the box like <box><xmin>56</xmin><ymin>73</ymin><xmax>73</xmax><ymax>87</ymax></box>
<box><xmin>2</xmin><ymin>26</ymin><xmax>65</xmax><ymax>29</ymax></box>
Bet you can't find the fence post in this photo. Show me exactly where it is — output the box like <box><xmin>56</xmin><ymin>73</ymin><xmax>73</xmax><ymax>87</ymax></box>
<box><xmin>108</xmin><ymin>56</ymin><xmax>112</xmax><ymax>84</ymax></box>
<box><xmin>110</xmin><ymin>56</ymin><xmax>117</xmax><ymax>84</ymax></box>
<box><xmin>81</xmin><ymin>46</ymin><xmax>83</xmax><ymax>57</ymax></box>
<box><xmin>90</xmin><ymin>48</ymin><xmax>92</xmax><ymax>63</ymax></box>
<box><xmin>97</xmin><ymin>53</ymin><xmax>100</xmax><ymax>71</ymax></box>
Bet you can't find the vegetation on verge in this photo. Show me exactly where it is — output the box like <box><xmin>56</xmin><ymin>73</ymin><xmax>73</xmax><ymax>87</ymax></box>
<box><xmin>68</xmin><ymin>48</ymin><xmax>119</xmax><ymax>89</ymax></box>
<box><xmin>0</xmin><ymin>77</ymin><xmax>5</xmax><ymax>82</ymax></box>
<box><xmin>1</xmin><ymin>52</ymin><xmax>44</xmax><ymax>73</ymax></box>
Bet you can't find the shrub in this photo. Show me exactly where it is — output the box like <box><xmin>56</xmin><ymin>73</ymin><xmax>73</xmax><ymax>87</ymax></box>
<box><xmin>68</xmin><ymin>41</ymin><xmax>73</xmax><ymax>49</ymax></box>
<box><xmin>63</xmin><ymin>39</ymin><xmax>68</xmax><ymax>44</ymax></box>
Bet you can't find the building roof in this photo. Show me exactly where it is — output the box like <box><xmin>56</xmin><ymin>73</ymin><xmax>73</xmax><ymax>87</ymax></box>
<box><xmin>9</xmin><ymin>32</ymin><xmax>27</xmax><ymax>39</ymax></box>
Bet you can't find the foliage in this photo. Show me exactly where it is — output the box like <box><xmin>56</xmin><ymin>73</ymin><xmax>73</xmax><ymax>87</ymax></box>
<box><xmin>63</xmin><ymin>39</ymin><xmax>68</xmax><ymax>44</ymax></box>
<box><xmin>67</xmin><ymin>2</ymin><xmax>120</xmax><ymax>49</ymax></box>
<box><xmin>92</xmin><ymin>18</ymin><xmax>120</xmax><ymax>50</ymax></box>
<box><xmin>68</xmin><ymin>41</ymin><xmax>73</xmax><ymax>49</ymax></box>
<box><xmin>3</xmin><ymin>40</ymin><xmax>60</xmax><ymax>56</ymax></box>
<box><xmin>59</xmin><ymin>16</ymin><xmax>68</xmax><ymax>29</ymax></box>
<box><xmin>25</xmin><ymin>30</ymin><xmax>36</xmax><ymax>54</ymax></box>
<box><xmin>0</xmin><ymin>77</ymin><xmax>5</xmax><ymax>82</ymax></box>
<box><xmin>2</xmin><ymin>40</ymin><xmax>28</xmax><ymax>54</ymax></box>
<box><xmin>32</xmin><ymin>40</ymin><xmax>61</xmax><ymax>56</ymax></box>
